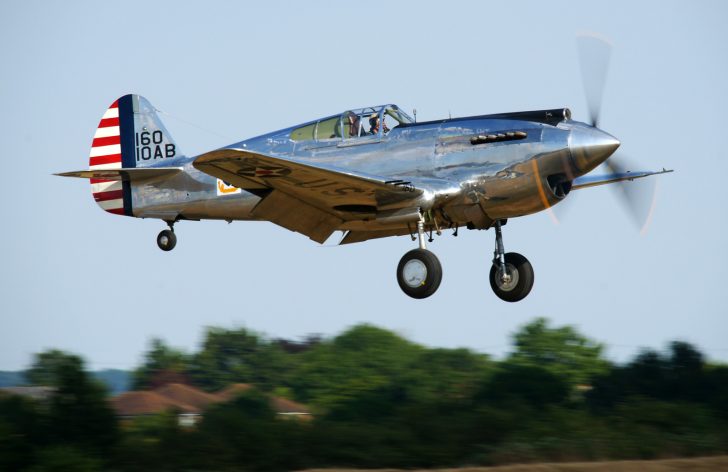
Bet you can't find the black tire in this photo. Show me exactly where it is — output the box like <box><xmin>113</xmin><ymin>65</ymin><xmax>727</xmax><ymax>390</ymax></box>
<box><xmin>489</xmin><ymin>252</ymin><xmax>534</xmax><ymax>302</ymax></box>
<box><xmin>157</xmin><ymin>229</ymin><xmax>177</xmax><ymax>251</ymax></box>
<box><xmin>396</xmin><ymin>249</ymin><xmax>442</xmax><ymax>299</ymax></box>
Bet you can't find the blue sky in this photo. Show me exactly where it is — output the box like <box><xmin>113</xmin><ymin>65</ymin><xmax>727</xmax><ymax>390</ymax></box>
<box><xmin>1</xmin><ymin>1</ymin><xmax>726</xmax><ymax>370</ymax></box>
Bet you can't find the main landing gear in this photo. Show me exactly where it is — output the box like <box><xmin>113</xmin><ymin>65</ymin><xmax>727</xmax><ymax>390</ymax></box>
<box><xmin>396</xmin><ymin>218</ymin><xmax>534</xmax><ymax>301</ymax></box>
<box><xmin>488</xmin><ymin>220</ymin><xmax>534</xmax><ymax>302</ymax></box>
<box><xmin>396</xmin><ymin>218</ymin><xmax>443</xmax><ymax>299</ymax></box>
<box><xmin>156</xmin><ymin>221</ymin><xmax>177</xmax><ymax>251</ymax></box>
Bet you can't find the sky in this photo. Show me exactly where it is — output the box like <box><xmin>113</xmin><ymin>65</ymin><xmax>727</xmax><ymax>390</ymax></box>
<box><xmin>1</xmin><ymin>1</ymin><xmax>726</xmax><ymax>371</ymax></box>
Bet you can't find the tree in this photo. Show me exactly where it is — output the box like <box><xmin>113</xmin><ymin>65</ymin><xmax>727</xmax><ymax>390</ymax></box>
<box><xmin>477</xmin><ymin>364</ymin><xmax>570</xmax><ymax>408</ymax></box>
<box><xmin>132</xmin><ymin>338</ymin><xmax>190</xmax><ymax>389</ymax></box>
<box><xmin>189</xmin><ymin>327</ymin><xmax>292</xmax><ymax>391</ymax></box>
<box><xmin>588</xmin><ymin>341</ymin><xmax>714</xmax><ymax>408</ymax></box>
<box><xmin>27</xmin><ymin>446</ymin><xmax>101</xmax><ymax>472</ymax></box>
<box><xmin>45</xmin><ymin>352</ymin><xmax>118</xmax><ymax>458</ymax></box>
<box><xmin>406</xmin><ymin>348</ymin><xmax>492</xmax><ymax>403</ymax></box>
<box><xmin>193</xmin><ymin>391</ymin><xmax>298</xmax><ymax>471</ymax></box>
<box><xmin>21</xmin><ymin>349</ymin><xmax>118</xmax><ymax>461</ymax></box>
<box><xmin>0</xmin><ymin>394</ymin><xmax>44</xmax><ymax>471</ymax></box>
<box><xmin>666</xmin><ymin>341</ymin><xmax>707</xmax><ymax>402</ymax></box>
<box><xmin>25</xmin><ymin>349</ymin><xmax>84</xmax><ymax>386</ymax></box>
<box><xmin>507</xmin><ymin>318</ymin><xmax>609</xmax><ymax>387</ymax></box>
<box><xmin>291</xmin><ymin>324</ymin><xmax>423</xmax><ymax>412</ymax></box>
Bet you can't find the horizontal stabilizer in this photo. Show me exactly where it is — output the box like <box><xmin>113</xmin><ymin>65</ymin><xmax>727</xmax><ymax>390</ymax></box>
<box><xmin>572</xmin><ymin>168</ymin><xmax>673</xmax><ymax>190</ymax></box>
<box><xmin>55</xmin><ymin>167</ymin><xmax>183</xmax><ymax>182</ymax></box>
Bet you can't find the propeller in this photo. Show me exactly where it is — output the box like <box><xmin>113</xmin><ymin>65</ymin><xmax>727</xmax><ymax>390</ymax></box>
<box><xmin>602</xmin><ymin>154</ymin><xmax>660</xmax><ymax>234</ymax></box>
<box><xmin>571</xmin><ymin>33</ymin><xmax>658</xmax><ymax>233</ymax></box>
<box><xmin>577</xmin><ymin>33</ymin><xmax>612</xmax><ymax>128</ymax></box>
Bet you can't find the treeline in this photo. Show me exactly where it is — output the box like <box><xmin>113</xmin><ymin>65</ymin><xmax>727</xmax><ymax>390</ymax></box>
<box><xmin>1</xmin><ymin>318</ymin><xmax>727</xmax><ymax>471</ymax></box>
<box><xmin>0</xmin><ymin>367</ymin><xmax>131</xmax><ymax>395</ymax></box>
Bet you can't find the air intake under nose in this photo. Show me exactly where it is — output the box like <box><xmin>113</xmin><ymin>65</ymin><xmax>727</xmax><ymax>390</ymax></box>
<box><xmin>569</xmin><ymin>126</ymin><xmax>620</xmax><ymax>174</ymax></box>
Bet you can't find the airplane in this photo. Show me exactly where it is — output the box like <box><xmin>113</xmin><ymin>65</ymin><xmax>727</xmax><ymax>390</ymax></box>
<box><xmin>57</xmin><ymin>37</ymin><xmax>671</xmax><ymax>302</ymax></box>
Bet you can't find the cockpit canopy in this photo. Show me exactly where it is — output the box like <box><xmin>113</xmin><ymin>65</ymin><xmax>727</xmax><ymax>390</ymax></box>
<box><xmin>290</xmin><ymin>105</ymin><xmax>414</xmax><ymax>142</ymax></box>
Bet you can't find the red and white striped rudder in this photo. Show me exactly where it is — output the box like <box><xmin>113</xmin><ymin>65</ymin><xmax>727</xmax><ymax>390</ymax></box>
<box><xmin>89</xmin><ymin>99</ymin><xmax>124</xmax><ymax>215</ymax></box>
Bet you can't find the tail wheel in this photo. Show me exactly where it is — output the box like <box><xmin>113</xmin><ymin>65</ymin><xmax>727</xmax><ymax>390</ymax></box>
<box><xmin>157</xmin><ymin>229</ymin><xmax>177</xmax><ymax>251</ymax></box>
<box><xmin>397</xmin><ymin>249</ymin><xmax>442</xmax><ymax>299</ymax></box>
<box><xmin>489</xmin><ymin>252</ymin><xmax>534</xmax><ymax>302</ymax></box>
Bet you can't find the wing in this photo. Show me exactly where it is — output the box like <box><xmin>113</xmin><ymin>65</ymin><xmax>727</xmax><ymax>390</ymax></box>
<box><xmin>193</xmin><ymin>148</ymin><xmax>425</xmax><ymax>243</ymax></box>
<box><xmin>55</xmin><ymin>167</ymin><xmax>183</xmax><ymax>182</ymax></box>
<box><xmin>572</xmin><ymin>168</ymin><xmax>673</xmax><ymax>190</ymax></box>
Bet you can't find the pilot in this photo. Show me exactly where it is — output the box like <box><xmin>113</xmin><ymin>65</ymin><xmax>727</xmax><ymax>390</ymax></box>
<box><xmin>368</xmin><ymin>113</ymin><xmax>389</xmax><ymax>135</ymax></box>
<box><xmin>346</xmin><ymin>113</ymin><xmax>360</xmax><ymax>137</ymax></box>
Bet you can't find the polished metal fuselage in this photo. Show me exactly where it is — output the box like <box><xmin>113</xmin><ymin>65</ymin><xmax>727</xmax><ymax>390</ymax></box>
<box><xmin>131</xmin><ymin>108</ymin><xmax>616</xmax><ymax>235</ymax></box>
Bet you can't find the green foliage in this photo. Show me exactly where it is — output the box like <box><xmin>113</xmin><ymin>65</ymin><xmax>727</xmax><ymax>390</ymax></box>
<box><xmin>291</xmin><ymin>324</ymin><xmax>423</xmax><ymax>411</ymax></box>
<box><xmin>26</xmin><ymin>349</ymin><xmax>85</xmax><ymax>387</ymax></box>
<box><xmin>189</xmin><ymin>327</ymin><xmax>292</xmax><ymax>392</ymax></box>
<box><xmin>0</xmin><ymin>351</ymin><xmax>118</xmax><ymax>471</ymax></box>
<box><xmin>477</xmin><ymin>364</ymin><xmax>570</xmax><ymax>408</ymax></box>
<box><xmin>45</xmin><ymin>353</ymin><xmax>118</xmax><ymax>457</ymax></box>
<box><xmin>508</xmin><ymin>317</ymin><xmax>610</xmax><ymax>387</ymax></box>
<box><xmin>20</xmin><ymin>349</ymin><xmax>119</xmax><ymax>455</ymax></box>
<box><xmin>28</xmin><ymin>446</ymin><xmax>101</xmax><ymax>472</ymax></box>
<box><xmin>0</xmin><ymin>395</ymin><xmax>44</xmax><ymax>471</ymax></box>
<box><xmin>190</xmin><ymin>390</ymin><xmax>305</xmax><ymax>471</ymax></box>
<box><xmin>407</xmin><ymin>347</ymin><xmax>492</xmax><ymax>403</ymax></box>
<box><xmin>114</xmin><ymin>412</ymin><xmax>186</xmax><ymax>472</ymax></box>
<box><xmin>587</xmin><ymin>341</ymin><xmax>720</xmax><ymax>410</ymax></box>
<box><xmin>705</xmin><ymin>364</ymin><xmax>728</xmax><ymax>419</ymax></box>
<box><xmin>4</xmin><ymin>320</ymin><xmax>728</xmax><ymax>471</ymax></box>
<box><xmin>132</xmin><ymin>338</ymin><xmax>190</xmax><ymax>389</ymax></box>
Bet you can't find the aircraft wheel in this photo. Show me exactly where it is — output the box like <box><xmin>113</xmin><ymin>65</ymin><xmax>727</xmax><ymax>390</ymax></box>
<box><xmin>489</xmin><ymin>252</ymin><xmax>534</xmax><ymax>302</ymax></box>
<box><xmin>157</xmin><ymin>229</ymin><xmax>177</xmax><ymax>251</ymax></box>
<box><xmin>397</xmin><ymin>249</ymin><xmax>442</xmax><ymax>299</ymax></box>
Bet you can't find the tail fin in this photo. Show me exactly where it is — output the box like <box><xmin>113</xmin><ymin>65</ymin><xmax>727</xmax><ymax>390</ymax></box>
<box><xmin>89</xmin><ymin>94</ymin><xmax>184</xmax><ymax>215</ymax></box>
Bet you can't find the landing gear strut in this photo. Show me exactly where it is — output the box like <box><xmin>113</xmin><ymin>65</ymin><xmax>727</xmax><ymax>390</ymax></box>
<box><xmin>489</xmin><ymin>220</ymin><xmax>534</xmax><ymax>302</ymax></box>
<box><xmin>156</xmin><ymin>221</ymin><xmax>177</xmax><ymax>252</ymax></box>
<box><xmin>396</xmin><ymin>216</ymin><xmax>442</xmax><ymax>299</ymax></box>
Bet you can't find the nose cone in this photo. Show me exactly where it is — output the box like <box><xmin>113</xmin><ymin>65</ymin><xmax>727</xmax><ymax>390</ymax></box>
<box><xmin>569</xmin><ymin>126</ymin><xmax>620</xmax><ymax>174</ymax></box>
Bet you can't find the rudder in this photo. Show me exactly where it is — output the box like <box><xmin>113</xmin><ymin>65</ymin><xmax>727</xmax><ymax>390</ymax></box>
<box><xmin>89</xmin><ymin>94</ymin><xmax>184</xmax><ymax>215</ymax></box>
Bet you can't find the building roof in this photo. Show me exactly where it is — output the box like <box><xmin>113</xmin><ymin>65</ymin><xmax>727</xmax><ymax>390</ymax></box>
<box><xmin>112</xmin><ymin>390</ymin><xmax>199</xmax><ymax>416</ymax></box>
<box><xmin>270</xmin><ymin>396</ymin><xmax>310</xmax><ymax>414</ymax></box>
<box><xmin>111</xmin><ymin>382</ymin><xmax>312</xmax><ymax>418</ymax></box>
<box><xmin>215</xmin><ymin>383</ymin><xmax>254</xmax><ymax>402</ymax></box>
<box><xmin>153</xmin><ymin>383</ymin><xmax>220</xmax><ymax>410</ymax></box>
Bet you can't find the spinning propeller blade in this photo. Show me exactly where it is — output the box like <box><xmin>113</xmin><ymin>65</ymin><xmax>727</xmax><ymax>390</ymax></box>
<box><xmin>603</xmin><ymin>154</ymin><xmax>660</xmax><ymax>233</ymax></box>
<box><xmin>577</xmin><ymin>33</ymin><xmax>612</xmax><ymax>128</ymax></box>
